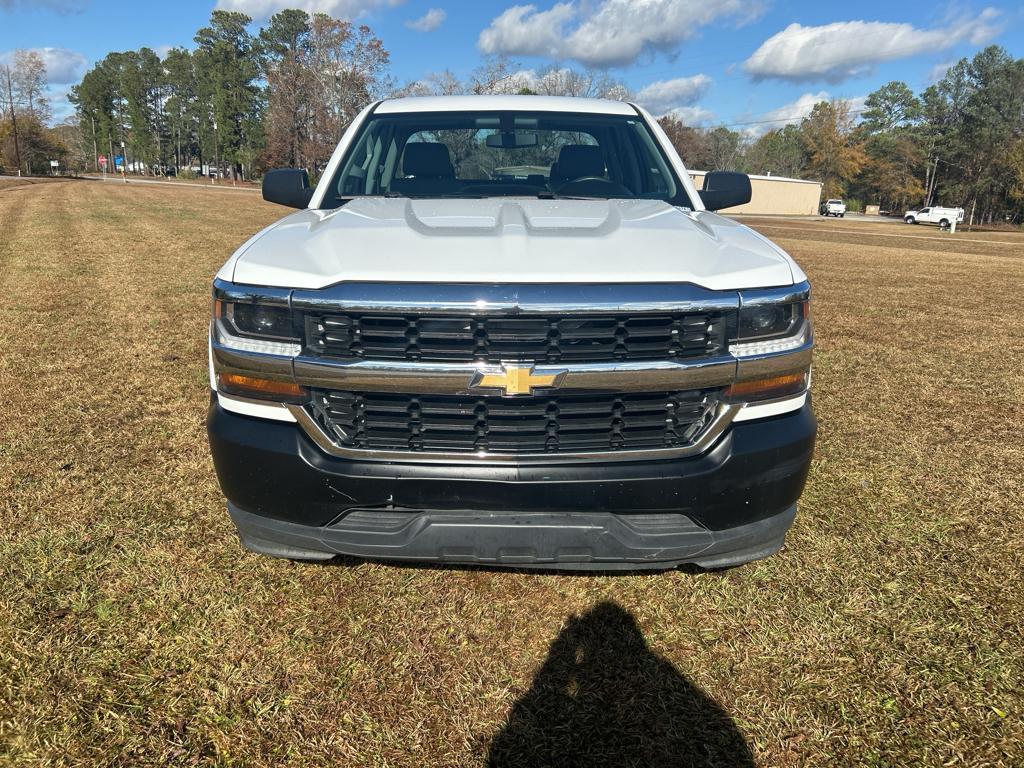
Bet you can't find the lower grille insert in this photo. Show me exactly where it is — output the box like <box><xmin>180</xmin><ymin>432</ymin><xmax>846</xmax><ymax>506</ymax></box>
<box><xmin>309</xmin><ymin>389</ymin><xmax>719</xmax><ymax>455</ymax></box>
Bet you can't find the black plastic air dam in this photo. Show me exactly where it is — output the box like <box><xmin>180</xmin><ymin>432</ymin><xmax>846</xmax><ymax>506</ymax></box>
<box><xmin>207</xmin><ymin>394</ymin><xmax>816</xmax><ymax>569</ymax></box>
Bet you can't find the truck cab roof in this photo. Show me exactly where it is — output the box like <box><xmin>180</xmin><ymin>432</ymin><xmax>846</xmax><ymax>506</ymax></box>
<box><xmin>375</xmin><ymin>94</ymin><xmax>639</xmax><ymax>116</ymax></box>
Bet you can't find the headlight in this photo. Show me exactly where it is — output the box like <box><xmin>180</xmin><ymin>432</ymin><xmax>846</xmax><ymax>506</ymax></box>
<box><xmin>213</xmin><ymin>298</ymin><xmax>302</xmax><ymax>357</ymax></box>
<box><xmin>727</xmin><ymin>286</ymin><xmax>812</xmax><ymax>404</ymax></box>
<box><xmin>737</xmin><ymin>300</ymin><xmax>807</xmax><ymax>341</ymax></box>
<box><xmin>730</xmin><ymin>299</ymin><xmax>810</xmax><ymax>358</ymax></box>
<box><xmin>210</xmin><ymin>282</ymin><xmax>306</xmax><ymax>404</ymax></box>
<box><xmin>228</xmin><ymin>303</ymin><xmax>294</xmax><ymax>339</ymax></box>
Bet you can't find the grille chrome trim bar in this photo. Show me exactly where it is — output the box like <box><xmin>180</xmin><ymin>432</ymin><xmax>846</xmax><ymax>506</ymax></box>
<box><xmin>285</xmin><ymin>400</ymin><xmax>743</xmax><ymax>465</ymax></box>
<box><xmin>292</xmin><ymin>355</ymin><xmax>737</xmax><ymax>394</ymax></box>
<box><xmin>290</xmin><ymin>281</ymin><xmax>741</xmax><ymax>315</ymax></box>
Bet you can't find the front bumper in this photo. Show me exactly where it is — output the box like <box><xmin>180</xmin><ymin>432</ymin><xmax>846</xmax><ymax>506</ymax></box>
<box><xmin>207</xmin><ymin>395</ymin><xmax>816</xmax><ymax>570</ymax></box>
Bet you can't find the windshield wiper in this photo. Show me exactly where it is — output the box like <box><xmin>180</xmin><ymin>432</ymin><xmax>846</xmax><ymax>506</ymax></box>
<box><xmin>535</xmin><ymin>191</ymin><xmax>611</xmax><ymax>200</ymax></box>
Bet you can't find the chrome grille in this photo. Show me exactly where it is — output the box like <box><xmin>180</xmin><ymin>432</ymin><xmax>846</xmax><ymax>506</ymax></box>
<box><xmin>309</xmin><ymin>389</ymin><xmax>719</xmax><ymax>455</ymax></box>
<box><xmin>305</xmin><ymin>312</ymin><xmax>725</xmax><ymax>364</ymax></box>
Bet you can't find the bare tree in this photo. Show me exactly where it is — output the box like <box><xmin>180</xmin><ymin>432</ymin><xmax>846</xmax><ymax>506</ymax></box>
<box><xmin>307</xmin><ymin>16</ymin><xmax>390</xmax><ymax>169</ymax></box>
<box><xmin>527</xmin><ymin>66</ymin><xmax>628</xmax><ymax>99</ymax></box>
<box><xmin>12</xmin><ymin>50</ymin><xmax>51</xmax><ymax>124</ymax></box>
<box><xmin>1</xmin><ymin>64</ymin><xmax>23</xmax><ymax>174</ymax></box>
<box><xmin>395</xmin><ymin>60</ymin><xmax>629</xmax><ymax>101</ymax></box>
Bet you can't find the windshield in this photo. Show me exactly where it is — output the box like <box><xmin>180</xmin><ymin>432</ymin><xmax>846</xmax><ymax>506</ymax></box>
<box><xmin>321</xmin><ymin>110</ymin><xmax>690</xmax><ymax>208</ymax></box>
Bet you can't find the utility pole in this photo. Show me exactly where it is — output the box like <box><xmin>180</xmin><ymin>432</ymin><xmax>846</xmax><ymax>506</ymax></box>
<box><xmin>3</xmin><ymin>65</ymin><xmax>23</xmax><ymax>176</ymax></box>
<box><xmin>213</xmin><ymin>119</ymin><xmax>219</xmax><ymax>184</ymax></box>
<box><xmin>925</xmin><ymin>156</ymin><xmax>939</xmax><ymax>207</ymax></box>
<box><xmin>90</xmin><ymin>115</ymin><xmax>98</xmax><ymax>172</ymax></box>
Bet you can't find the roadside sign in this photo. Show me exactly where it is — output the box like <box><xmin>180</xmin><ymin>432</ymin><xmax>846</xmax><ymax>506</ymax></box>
<box><xmin>50</xmin><ymin>160</ymin><xmax>59</xmax><ymax>168</ymax></box>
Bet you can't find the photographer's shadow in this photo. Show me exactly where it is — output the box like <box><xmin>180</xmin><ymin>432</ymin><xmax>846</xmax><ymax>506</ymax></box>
<box><xmin>487</xmin><ymin>601</ymin><xmax>755</xmax><ymax>768</ymax></box>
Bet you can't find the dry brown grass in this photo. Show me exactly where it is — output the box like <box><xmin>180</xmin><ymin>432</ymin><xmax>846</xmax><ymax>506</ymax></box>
<box><xmin>1</xmin><ymin>183</ymin><xmax>1022</xmax><ymax>766</ymax></box>
<box><xmin>0</xmin><ymin>176</ymin><xmax>77</xmax><ymax>192</ymax></box>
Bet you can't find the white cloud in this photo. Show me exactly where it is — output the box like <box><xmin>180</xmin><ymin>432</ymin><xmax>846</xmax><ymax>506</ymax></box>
<box><xmin>739</xmin><ymin>91</ymin><xmax>829</xmax><ymax>137</ymax></box>
<box><xmin>47</xmin><ymin>87</ymin><xmax>76</xmax><ymax>122</ymax></box>
<box><xmin>0</xmin><ymin>0</ymin><xmax>85</xmax><ymax>12</ymax></box>
<box><xmin>153</xmin><ymin>45</ymin><xmax>174</xmax><ymax>61</ymax></box>
<box><xmin>405</xmin><ymin>7</ymin><xmax>446</xmax><ymax>32</ymax></box>
<box><xmin>846</xmin><ymin>94</ymin><xmax>868</xmax><ymax>115</ymax></box>
<box><xmin>478</xmin><ymin>4</ymin><xmax>576</xmax><ymax>60</ymax></box>
<box><xmin>744</xmin><ymin>9</ymin><xmax>1002</xmax><ymax>83</ymax></box>
<box><xmin>663</xmin><ymin>105</ymin><xmax>714</xmax><ymax>126</ymax></box>
<box><xmin>479</xmin><ymin>0</ymin><xmax>762</xmax><ymax>68</ymax></box>
<box><xmin>215</xmin><ymin>0</ymin><xmax>402</xmax><ymax>21</ymax></box>
<box><xmin>0</xmin><ymin>47</ymin><xmax>88</xmax><ymax>84</ymax></box>
<box><xmin>634</xmin><ymin>74</ymin><xmax>711</xmax><ymax>116</ymax></box>
<box><xmin>927</xmin><ymin>60</ymin><xmax>956</xmax><ymax>83</ymax></box>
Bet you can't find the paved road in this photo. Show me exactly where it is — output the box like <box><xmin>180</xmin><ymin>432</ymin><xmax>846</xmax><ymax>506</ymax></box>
<box><xmin>727</xmin><ymin>211</ymin><xmax>905</xmax><ymax>225</ymax></box>
<box><xmin>81</xmin><ymin>174</ymin><xmax>260</xmax><ymax>192</ymax></box>
<box><xmin>736</xmin><ymin>213</ymin><xmax>1023</xmax><ymax>246</ymax></box>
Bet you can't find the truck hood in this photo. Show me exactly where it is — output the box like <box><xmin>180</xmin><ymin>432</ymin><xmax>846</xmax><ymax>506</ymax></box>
<box><xmin>227</xmin><ymin>198</ymin><xmax>797</xmax><ymax>290</ymax></box>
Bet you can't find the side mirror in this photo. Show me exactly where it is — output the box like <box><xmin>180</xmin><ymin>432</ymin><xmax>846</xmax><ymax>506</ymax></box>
<box><xmin>262</xmin><ymin>168</ymin><xmax>314</xmax><ymax>209</ymax></box>
<box><xmin>698</xmin><ymin>171</ymin><xmax>752</xmax><ymax>212</ymax></box>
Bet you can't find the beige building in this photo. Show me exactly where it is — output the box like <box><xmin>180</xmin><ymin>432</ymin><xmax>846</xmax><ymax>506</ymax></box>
<box><xmin>689</xmin><ymin>171</ymin><xmax>822</xmax><ymax>216</ymax></box>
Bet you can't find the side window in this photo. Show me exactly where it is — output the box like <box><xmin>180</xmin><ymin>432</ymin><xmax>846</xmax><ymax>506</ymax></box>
<box><xmin>625</xmin><ymin>120</ymin><xmax>673</xmax><ymax>198</ymax></box>
<box><xmin>378</xmin><ymin>137</ymin><xmax>399</xmax><ymax>190</ymax></box>
<box><xmin>336</xmin><ymin>129</ymin><xmax>374</xmax><ymax>198</ymax></box>
<box><xmin>333</xmin><ymin>123</ymin><xmax>398</xmax><ymax>200</ymax></box>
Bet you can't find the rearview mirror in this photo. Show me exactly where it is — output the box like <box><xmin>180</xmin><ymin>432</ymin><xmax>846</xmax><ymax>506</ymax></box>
<box><xmin>263</xmin><ymin>168</ymin><xmax>314</xmax><ymax>209</ymax></box>
<box><xmin>698</xmin><ymin>171</ymin><xmax>752</xmax><ymax>212</ymax></box>
<box><xmin>485</xmin><ymin>132</ymin><xmax>539</xmax><ymax>149</ymax></box>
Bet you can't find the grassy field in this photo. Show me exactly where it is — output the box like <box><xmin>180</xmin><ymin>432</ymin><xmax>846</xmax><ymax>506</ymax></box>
<box><xmin>1</xmin><ymin>180</ymin><xmax>1022</xmax><ymax>766</ymax></box>
<box><xmin>0</xmin><ymin>176</ymin><xmax>73</xmax><ymax>192</ymax></box>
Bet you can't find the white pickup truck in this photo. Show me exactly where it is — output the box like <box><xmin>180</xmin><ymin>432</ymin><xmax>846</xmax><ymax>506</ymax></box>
<box><xmin>207</xmin><ymin>95</ymin><xmax>816</xmax><ymax>571</ymax></box>
<box><xmin>903</xmin><ymin>206</ymin><xmax>965</xmax><ymax>227</ymax></box>
<box><xmin>820</xmin><ymin>199</ymin><xmax>846</xmax><ymax>217</ymax></box>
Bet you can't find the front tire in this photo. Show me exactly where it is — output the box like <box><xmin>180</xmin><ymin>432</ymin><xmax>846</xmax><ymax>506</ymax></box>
<box><xmin>904</xmin><ymin>216</ymin><xmax>915</xmax><ymax>224</ymax></box>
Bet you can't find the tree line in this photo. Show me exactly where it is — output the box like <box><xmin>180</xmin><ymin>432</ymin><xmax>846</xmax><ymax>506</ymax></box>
<box><xmin>659</xmin><ymin>46</ymin><xmax>1024</xmax><ymax>224</ymax></box>
<box><xmin>62</xmin><ymin>10</ymin><xmax>390</xmax><ymax>180</ymax></box>
<box><xmin>2</xmin><ymin>17</ymin><xmax>1023</xmax><ymax>224</ymax></box>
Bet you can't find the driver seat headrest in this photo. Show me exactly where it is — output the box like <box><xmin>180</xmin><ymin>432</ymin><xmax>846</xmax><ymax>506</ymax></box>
<box><xmin>555</xmin><ymin>145</ymin><xmax>605</xmax><ymax>181</ymax></box>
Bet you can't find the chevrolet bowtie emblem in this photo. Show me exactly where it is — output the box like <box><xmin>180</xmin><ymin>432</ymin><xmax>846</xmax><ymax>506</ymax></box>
<box><xmin>472</xmin><ymin>363</ymin><xmax>566</xmax><ymax>396</ymax></box>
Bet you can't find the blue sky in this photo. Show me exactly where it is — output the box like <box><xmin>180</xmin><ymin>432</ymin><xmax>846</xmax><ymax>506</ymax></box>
<box><xmin>1</xmin><ymin>0</ymin><xmax>1021</xmax><ymax>133</ymax></box>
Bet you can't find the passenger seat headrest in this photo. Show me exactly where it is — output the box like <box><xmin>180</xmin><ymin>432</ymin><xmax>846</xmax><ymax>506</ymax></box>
<box><xmin>402</xmin><ymin>142</ymin><xmax>454</xmax><ymax>178</ymax></box>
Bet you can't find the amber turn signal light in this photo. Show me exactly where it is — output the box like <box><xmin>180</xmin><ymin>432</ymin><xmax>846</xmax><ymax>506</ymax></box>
<box><xmin>725</xmin><ymin>370</ymin><xmax>808</xmax><ymax>402</ymax></box>
<box><xmin>218</xmin><ymin>373</ymin><xmax>306</xmax><ymax>402</ymax></box>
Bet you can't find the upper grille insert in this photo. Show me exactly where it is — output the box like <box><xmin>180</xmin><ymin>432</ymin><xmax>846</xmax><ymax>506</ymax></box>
<box><xmin>306</xmin><ymin>312</ymin><xmax>725</xmax><ymax>364</ymax></box>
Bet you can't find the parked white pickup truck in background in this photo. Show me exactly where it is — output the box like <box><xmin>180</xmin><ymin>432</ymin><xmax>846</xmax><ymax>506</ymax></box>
<box><xmin>903</xmin><ymin>206</ymin><xmax>965</xmax><ymax>227</ymax></box>
<box><xmin>820</xmin><ymin>199</ymin><xmax>846</xmax><ymax>217</ymax></box>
